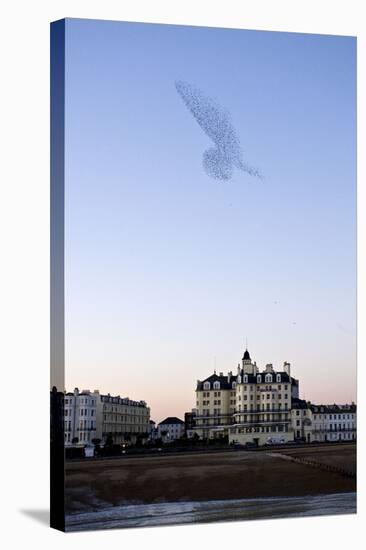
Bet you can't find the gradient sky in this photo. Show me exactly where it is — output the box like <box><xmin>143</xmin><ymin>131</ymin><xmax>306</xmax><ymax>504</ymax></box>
<box><xmin>64</xmin><ymin>19</ymin><xmax>356</xmax><ymax>423</ymax></box>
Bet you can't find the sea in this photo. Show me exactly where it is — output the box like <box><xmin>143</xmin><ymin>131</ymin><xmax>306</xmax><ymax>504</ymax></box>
<box><xmin>65</xmin><ymin>491</ymin><xmax>356</xmax><ymax>531</ymax></box>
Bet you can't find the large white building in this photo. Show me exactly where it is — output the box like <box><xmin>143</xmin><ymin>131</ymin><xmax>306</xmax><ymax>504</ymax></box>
<box><xmin>64</xmin><ymin>388</ymin><xmax>103</xmax><ymax>446</ymax></box>
<box><xmin>192</xmin><ymin>347</ymin><xmax>356</xmax><ymax>446</ymax></box>
<box><xmin>64</xmin><ymin>388</ymin><xmax>150</xmax><ymax>446</ymax></box>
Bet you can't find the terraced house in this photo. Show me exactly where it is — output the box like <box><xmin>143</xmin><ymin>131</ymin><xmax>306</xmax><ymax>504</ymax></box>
<box><xmin>291</xmin><ymin>399</ymin><xmax>356</xmax><ymax>443</ymax></box>
<box><xmin>64</xmin><ymin>388</ymin><xmax>150</xmax><ymax>446</ymax></box>
<box><xmin>101</xmin><ymin>394</ymin><xmax>150</xmax><ymax>445</ymax></box>
<box><xmin>193</xmin><ymin>346</ymin><xmax>356</xmax><ymax>446</ymax></box>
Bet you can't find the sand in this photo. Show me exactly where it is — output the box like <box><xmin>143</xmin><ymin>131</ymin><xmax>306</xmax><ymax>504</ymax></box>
<box><xmin>65</xmin><ymin>443</ymin><xmax>356</xmax><ymax>513</ymax></box>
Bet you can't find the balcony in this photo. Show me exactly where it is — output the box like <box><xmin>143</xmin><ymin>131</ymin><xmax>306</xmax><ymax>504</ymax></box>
<box><xmin>233</xmin><ymin>408</ymin><xmax>288</xmax><ymax>415</ymax></box>
<box><xmin>195</xmin><ymin>413</ymin><xmax>234</xmax><ymax>419</ymax></box>
<box><xmin>233</xmin><ymin>419</ymin><xmax>291</xmax><ymax>427</ymax></box>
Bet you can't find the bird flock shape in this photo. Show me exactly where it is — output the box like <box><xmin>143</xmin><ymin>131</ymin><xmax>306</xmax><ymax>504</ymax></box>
<box><xmin>175</xmin><ymin>80</ymin><xmax>262</xmax><ymax>182</ymax></box>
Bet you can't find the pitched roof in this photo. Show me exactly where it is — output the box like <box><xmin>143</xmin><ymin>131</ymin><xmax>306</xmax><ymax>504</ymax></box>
<box><xmin>292</xmin><ymin>397</ymin><xmax>309</xmax><ymax>409</ymax></box>
<box><xmin>310</xmin><ymin>403</ymin><xmax>356</xmax><ymax>413</ymax></box>
<box><xmin>196</xmin><ymin>371</ymin><xmax>296</xmax><ymax>390</ymax></box>
<box><xmin>159</xmin><ymin>417</ymin><xmax>185</xmax><ymax>425</ymax></box>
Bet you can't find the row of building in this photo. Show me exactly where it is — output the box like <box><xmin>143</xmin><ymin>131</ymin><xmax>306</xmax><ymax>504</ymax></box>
<box><xmin>63</xmin><ymin>346</ymin><xmax>356</xmax><ymax>448</ymax></box>
<box><xmin>192</xmin><ymin>347</ymin><xmax>356</xmax><ymax>445</ymax></box>
<box><xmin>63</xmin><ymin>388</ymin><xmax>186</xmax><ymax>446</ymax></box>
<box><xmin>64</xmin><ymin>389</ymin><xmax>150</xmax><ymax>446</ymax></box>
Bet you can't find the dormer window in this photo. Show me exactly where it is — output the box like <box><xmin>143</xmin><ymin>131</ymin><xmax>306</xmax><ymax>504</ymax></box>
<box><xmin>257</xmin><ymin>375</ymin><xmax>262</xmax><ymax>383</ymax></box>
<box><xmin>243</xmin><ymin>374</ymin><xmax>248</xmax><ymax>383</ymax></box>
<box><xmin>203</xmin><ymin>381</ymin><xmax>210</xmax><ymax>390</ymax></box>
<box><xmin>232</xmin><ymin>381</ymin><xmax>236</xmax><ymax>389</ymax></box>
<box><xmin>265</xmin><ymin>374</ymin><xmax>272</xmax><ymax>383</ymax></box>
<box><xmin>213</xmin><ymin>381</ymin><xmax>220</xmax><ymax>390</ymax></box>
<box><xmin>276</xmin><ymin>374</ymin><xmax>281</xmax><ymax>383</ymax></box>
<box><xmin>237</xmin><ymin>375</ymin><xmax>242</xmax><ymax>384</ymax></box>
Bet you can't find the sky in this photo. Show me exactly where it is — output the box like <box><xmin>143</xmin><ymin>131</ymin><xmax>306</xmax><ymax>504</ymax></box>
<box><xmin>63</xmin><ymin>18</ymin><xmax>356</xmax><ymax>422</ymax></box>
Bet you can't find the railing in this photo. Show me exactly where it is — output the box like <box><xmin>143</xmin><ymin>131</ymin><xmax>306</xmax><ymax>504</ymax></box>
<box><xmin>312</xmin><ymin>427</ymin><xmax>356</xmax><ymax>433</ymax></box>
<box><xmin>233</xmin><ymin>408</ymin><xmax>289</xmax><ymax>414</ymax></box>
<box><xmin>232</xmin><ymin>419</ymin><xmax>291</xmax><ymax>426</ymax></box>
<box><xmin>195</xmin><ymin>413</ymin><xmax>235</xmax><ymax>419</ymax></box>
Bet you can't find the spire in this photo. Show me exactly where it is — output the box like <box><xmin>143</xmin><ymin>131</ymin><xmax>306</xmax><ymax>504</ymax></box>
<box><xmin>243</xmin><ymin>349</ymin><xmax>251</xmax><ymax>361</ymax></box>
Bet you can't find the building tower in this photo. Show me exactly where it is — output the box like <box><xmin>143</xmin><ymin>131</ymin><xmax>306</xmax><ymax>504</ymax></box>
<box><xmin>242</xmin><ymin>348</ymin><xmax>255</xmax><ymax>374</ymax></box>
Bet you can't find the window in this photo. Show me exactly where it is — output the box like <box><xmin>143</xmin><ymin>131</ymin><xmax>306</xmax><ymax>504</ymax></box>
<box><xmin>243</xmin><ymin>375</ymin><xmax>248</xmax><ymax>383</ymax></box>
<box><xmin>203</xmin><ymin>382</ymin><xmax>210</xmax><ymax>390</ymax></box>
<box><xmin>257</xmin><ymin>375</ymin><xmax>262</xmax><ymax>383</ymax></box>
<box><xmin>265</xmin><ymin>374</ymin><xmax>272</xmax><ymax>383</ymax></box>
<box><xmin>277</xmin><ymin>375</ymin><xmax>281</xmax><ymax>383</ymax></box>
<box><xmin>232</xmin><ymin>382</ymin><xmax>236</xmax><ymax>389</ymax></box>
<box><xmin>213</xmin><ymin>381</ymin><xmax>220</xmax><ymax>390</ymax></box>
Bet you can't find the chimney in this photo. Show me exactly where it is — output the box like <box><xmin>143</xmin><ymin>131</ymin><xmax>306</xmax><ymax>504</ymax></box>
<box><xmin>265</xmin><ymin>363</ymin><xmax>273</xmax><ymax>373</ymax></box>
<box><xmin>283</xmin><ymin>362</ymin><xmax>291</xmax><ymax>377</ymax></box>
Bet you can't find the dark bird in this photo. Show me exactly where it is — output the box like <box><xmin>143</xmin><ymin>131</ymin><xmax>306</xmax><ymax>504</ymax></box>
<box><xmin>175</xmin><ymin>80</ymin><xmax>262</xmax><ymax>181</ymax></box>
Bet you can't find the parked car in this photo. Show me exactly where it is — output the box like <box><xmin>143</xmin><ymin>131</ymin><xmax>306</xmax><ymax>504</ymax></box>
<box><xmin>266</xmin><ymin>437</ymin><xmax>286</xmax><ymax>445</ymax></box>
